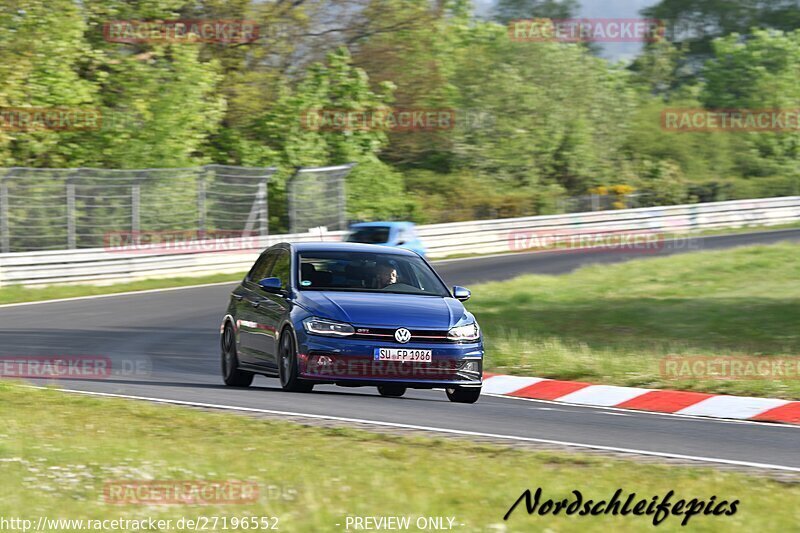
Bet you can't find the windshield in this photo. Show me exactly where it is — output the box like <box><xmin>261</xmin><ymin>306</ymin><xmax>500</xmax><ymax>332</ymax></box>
<box><xmin>345</xmin><ymin>227</ymin><xmax>391</xmax><ymax>244</ymax></box>
<box><xmin>298</xmin><ymin>251</ymin><xmax>449</xmax><ymax>297</ymax></box>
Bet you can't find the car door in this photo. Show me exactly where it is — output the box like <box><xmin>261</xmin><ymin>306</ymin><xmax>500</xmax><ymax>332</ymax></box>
<box><xmin>237</xmin><ymin>251</ymin><xmax>277</xmax><ymax>363</ymax></box>
<box><xmin>253</xmin><ymin>249</ymin><xmax>293</xmax><ymax>367</ymax></box>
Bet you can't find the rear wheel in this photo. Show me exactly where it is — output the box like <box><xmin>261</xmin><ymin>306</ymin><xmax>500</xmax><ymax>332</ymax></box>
<box><xmin>278</xmin><ymin>329</ymin><xmax>314</xmax><ymax>393</ymax></box>
<box><xmin>377</xmin><ymin>385</ymin><xmax>407</xmax><ymax>397</ymax></box>
<box><xmin>446</xmin><ymin>387</ymin><xmax>481</xmax><ymax>404</ymax></box>
<box><xmin>221</xmin><ymin>323</ymin><xmax>254</xmax><ymax>387</ymax></box>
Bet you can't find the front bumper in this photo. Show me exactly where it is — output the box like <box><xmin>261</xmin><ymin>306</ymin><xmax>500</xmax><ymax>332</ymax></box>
<box><xmin>297</xmin><ymin>335</ymin><xmax>483</xmax><ymax>388</ymax></box>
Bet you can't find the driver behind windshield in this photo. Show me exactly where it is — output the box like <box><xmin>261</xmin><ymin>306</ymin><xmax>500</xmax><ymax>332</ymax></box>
<box><xmin>375</xmin><ymin>262</ymin><xmax>398</xmax><ymax>289</ymax></box>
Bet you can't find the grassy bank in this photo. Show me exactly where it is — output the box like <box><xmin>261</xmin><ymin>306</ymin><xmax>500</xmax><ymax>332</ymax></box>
<box><xmin>470</xmin><ymin>242</ymin><xmax>800</xmax><ymax>399</ymax></box>
<box><xmin>0</xmin><ymin>383</ymin><xmax>797</xmax><ymax>532</ymax></box>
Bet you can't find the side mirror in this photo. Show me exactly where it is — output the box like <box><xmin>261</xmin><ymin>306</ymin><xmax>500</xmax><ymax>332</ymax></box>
<box><xmin>452</xmin><ymin>286</ymin><xmax>471</xmax><ymax>301</ymax></box>
<box><xmin>258</xmin><ymin>277</ymin><xmax>283</xmax><ymax>293</ymax></box>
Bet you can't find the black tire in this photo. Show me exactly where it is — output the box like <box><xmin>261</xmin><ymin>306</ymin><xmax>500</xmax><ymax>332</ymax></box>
<box><xmin>446</xmin><ymin>387</ymin><xmax>481</xmax><ymax>404</ymax></box>
<box><xmin>377</xmin><ymin>385</ymin><xmax>407</xmax><ymax>397</ymax></box>
<box><xmin>221</xmin><ymin>323</ymin><xmax>254</xmax><ymax>387</ymax></box>
<box><xmin>278</xmin><ymin>329</ymin><xmax>314</xmax><ymax>393</ymax></box>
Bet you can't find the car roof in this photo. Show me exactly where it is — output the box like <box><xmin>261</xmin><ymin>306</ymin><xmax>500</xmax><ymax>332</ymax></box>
<box><xmin>349</xmin><ymin>221</ymin><xmax>413</xmax><ymax>228</ymax></box>
<box><xmin>287</xmin><ymin>242</ymin><xmax>418</xmax><ymax>256</ymax></box>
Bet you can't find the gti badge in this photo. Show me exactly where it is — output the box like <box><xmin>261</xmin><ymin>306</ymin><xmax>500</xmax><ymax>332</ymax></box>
<box><xmin>394</xmin><ymin>328</ymin><xmax>411</xmax><ymax>343</ymax></box>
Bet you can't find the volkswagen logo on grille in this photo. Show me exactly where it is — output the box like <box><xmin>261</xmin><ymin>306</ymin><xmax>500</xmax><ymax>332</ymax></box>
<box><xmin>394</xmin><ymin>328</ymin><xmax>411</xmax><ymax>344</ymax></box>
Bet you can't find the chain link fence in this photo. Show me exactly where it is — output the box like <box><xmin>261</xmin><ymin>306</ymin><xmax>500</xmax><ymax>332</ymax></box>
<box><xmin>287</xmin><ymin>164</ymin><xmax>353</xmax><ymax>234</ymax></box>
<box><xmin>0</xmin><ymin>162</ymin><xmax>658</xmax><ymax>253</ymax></box>
<box><xmin>0</xmin><ymin>164</ymin><xmax>355</xmax><ymax>253</ymax></box>
<box><xmin>556</xmin><ymin>193</ymin><xmax>650</xmax><ymax>213</ymax></box>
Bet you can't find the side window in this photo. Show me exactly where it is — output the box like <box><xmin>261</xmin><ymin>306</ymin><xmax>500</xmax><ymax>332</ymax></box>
<box><xmin>270</xmin><ymin>251</ymin><xmax>291</xmax><ymax>288</ymax></box>
<box><xmin>248</xmin><ymin>252</ymin><xmax>276</xmax><ymax>283</ymax></box>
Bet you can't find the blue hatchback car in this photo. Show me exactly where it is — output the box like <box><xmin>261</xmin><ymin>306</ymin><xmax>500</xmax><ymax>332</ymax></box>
<box><xmin>345</xmin><ymin>221</ymin><xmax>426</xmax><ymax>257</ymax></box>
<box><xmin>220</xmin><ymin>242</ymin><xmax>483</xmax><ymax>403</ymax></box>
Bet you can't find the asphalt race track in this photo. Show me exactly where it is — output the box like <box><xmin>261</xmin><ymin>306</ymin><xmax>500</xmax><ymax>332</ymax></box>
<box><xmin>2</xmin><ymin>229</ymin><xmax>800</xmax><ymax>471</ymax></box>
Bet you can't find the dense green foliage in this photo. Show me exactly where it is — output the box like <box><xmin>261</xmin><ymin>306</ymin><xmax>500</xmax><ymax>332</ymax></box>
<box><xmin>2</xmin><ymin>0</ymin><xmax>799</xmax><ymax>228</ymax></box>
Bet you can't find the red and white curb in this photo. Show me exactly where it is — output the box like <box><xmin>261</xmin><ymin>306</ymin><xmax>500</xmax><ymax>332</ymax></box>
<box><xmin>483</xmin><ymin>374</ymin><xmax>800</xmax><ymax>425</ymax></box>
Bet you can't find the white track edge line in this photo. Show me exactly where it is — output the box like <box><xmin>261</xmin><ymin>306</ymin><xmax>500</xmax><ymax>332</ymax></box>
<box><xmin>31</xmin><ymin>386</ymin><xmax>800</xmax><ymax>473</ymax></box>
<box><xmin>0</xmin><ymin>280</ymin><xmax>240</xmax><ymax>309</ymax></box>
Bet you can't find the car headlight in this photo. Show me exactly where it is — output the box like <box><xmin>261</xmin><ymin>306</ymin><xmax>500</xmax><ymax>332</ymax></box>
<box><xmin>303</xmin><ymin>317</ymin><xmax>355</xmax><ymax>337</ymax></box>
<box><xmin>447</xmin><ymin>322</ymin><xmax>480</xmax><ymax>342</ymax></box>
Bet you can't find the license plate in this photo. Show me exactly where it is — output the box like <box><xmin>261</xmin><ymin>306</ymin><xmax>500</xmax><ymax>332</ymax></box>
<box><xmin>373</xmin><ymin>348</ymin><xmax>432</xmax><ymax>362</ymax></box>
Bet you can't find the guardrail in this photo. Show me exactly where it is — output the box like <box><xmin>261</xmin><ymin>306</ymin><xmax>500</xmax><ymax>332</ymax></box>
<box><xmin>1</xmin><ymin>196</ymin><xmax>799</xmax><ymax>287</ymax></box>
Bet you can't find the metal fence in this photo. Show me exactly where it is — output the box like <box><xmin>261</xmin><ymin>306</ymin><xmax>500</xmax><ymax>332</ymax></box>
<box><xmin>0</xmin><ymin>164</ymin><xmax>355</xmax><ymax>253</ymax></box>
<box><xmin>2</xmin><ymin>196</ymin><xmax>798</xmax><ymax>287</ymax></box>
<box><xmin>287</xmin><ymin>163</ymin><xmax>353</xmax><ymax>234</ymax></box>
<box><xmin>556</xmin><ymin>193</ymin><xmax>650</xmax><ymax>213</ymax></box>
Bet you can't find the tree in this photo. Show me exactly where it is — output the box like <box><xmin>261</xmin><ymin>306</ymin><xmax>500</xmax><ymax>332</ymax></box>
<box><xmin>447</xmin><ymin>20</ymin><xmax>636</xmax><ymax>194</ymax></box>
<box><xmin>78</xmin><ymin>0</ymin><xmax>225</xmax><ymax>168</ymax></box>
<box><xmin>0</xmin><ymin>0</ymin><xmax>98</xmax><ymax>166</ymax></box>
<box><xmin>643</xmin><ymin>0</ymin><xmax>800</xmax><ymax>59</ymax></box>
<box><xmin>701</xmin><ymin>30</ymin><xmax>800</xmax><ymax>182</ymax></box>
<box><xmin>247</xmin><ymin>48</ymin><xmax>410</xmax><ymax>225</ymax></box>
<box><xmin>492</xmin><ymin>0</ymin><xmax>579</xmax><ymax>24</ymax></box>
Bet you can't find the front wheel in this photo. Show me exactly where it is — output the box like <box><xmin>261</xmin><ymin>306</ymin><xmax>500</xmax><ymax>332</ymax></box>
<box><xmin>221</xmin><ymin>323</ymin><xmax>254</xmax><ymax>387</ymax></box>
<box><xmin>446</xmin><ymin>387</ymin><xmax>481</xmax><ymax>404</ymax></box>
<box><xmin>278</xmin><ymin>329</ymin><xmax>314</xmax><ymax>393</ymax></box>
<box><xmin>377</xmin><ymin>385</ymin><xmax>406</xmax><ymax>397</ymax></box>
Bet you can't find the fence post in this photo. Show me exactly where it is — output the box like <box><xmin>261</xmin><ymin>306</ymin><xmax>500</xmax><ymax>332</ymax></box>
<box><xmin>338</xmin><ymin>168</ymin><xmax>347</xmax><ymax>231</ymax></box>
<box><xmin>66</xmin><ymin>179</ymin><xmax>76</xmax><ymax>249</ymax></box>
<box><xmin>257</xmin><ymin>180</ymin><xmax>268</xmax><ymax>239</ymax></box>
<box><xmin>0</xmin><ymin>175</ymin><xmax>9</xmax><ymax>253</ymax></box>
<box><xmin>131</xmin><ymin>182</ymin><xmax>141</xmax><ymax>242</ymax></box>
<box><xmin>287</xmin><ymin>169</ymin><xmax>298</xmax><ymax>234</ymax></box>
<box><xmin>197</xmin><ymin>174</ymin><xmax>207</xmax><ymax>236</ymax></box>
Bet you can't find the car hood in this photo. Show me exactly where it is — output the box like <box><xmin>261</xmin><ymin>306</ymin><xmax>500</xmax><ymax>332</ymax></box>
<box><xmin>296</xmin><ymin>291</ymin><xmax>469</xmax><ymax>329</ymax></box>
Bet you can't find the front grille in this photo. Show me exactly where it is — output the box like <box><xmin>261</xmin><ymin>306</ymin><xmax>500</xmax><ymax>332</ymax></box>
<box><xmin>352</xmin><ymin>327</ymin><xmax>451</xmax><ymax>343</ymax></box>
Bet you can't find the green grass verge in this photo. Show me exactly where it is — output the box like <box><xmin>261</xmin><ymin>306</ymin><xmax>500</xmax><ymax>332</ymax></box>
<box><xmin>0</xmin><ymin>383</ymin><xmax>797</xmax><ymax>532</ymax></box>
<box><xmin>471</xmin><ymin>242</ymin><xmax>800</xmax><ymax>399</ymax></box>
<box><xmin>0</xmin><ymin>272</ymin><xmax>245</xmax><ymax>305</ymax></box>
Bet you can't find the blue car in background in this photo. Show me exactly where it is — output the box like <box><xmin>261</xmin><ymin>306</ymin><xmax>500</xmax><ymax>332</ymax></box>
<box><xmin>345</xmin><ymin>221</ymin><xmax>426</xmax><ymax>257</ymax></box>
<box><xmin>220</xmin><ymin>242</ymin><xmax>483</xmax><ymax>403</ymax></box>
